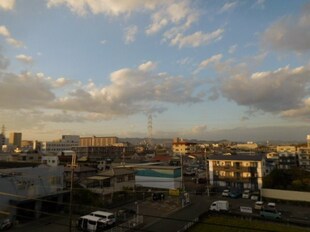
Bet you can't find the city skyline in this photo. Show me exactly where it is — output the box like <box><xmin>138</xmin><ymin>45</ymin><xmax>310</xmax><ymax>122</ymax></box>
<box><xmin>1</xmin><ymin>0</ymin><xmax>310</xmax><ymax>141</ymax></box>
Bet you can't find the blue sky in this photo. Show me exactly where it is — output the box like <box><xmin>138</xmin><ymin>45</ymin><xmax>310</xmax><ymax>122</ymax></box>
<box><xmin>1</xmin><ymin>0</ymin><xmax>310</xmax><ymax>142</ymax></box>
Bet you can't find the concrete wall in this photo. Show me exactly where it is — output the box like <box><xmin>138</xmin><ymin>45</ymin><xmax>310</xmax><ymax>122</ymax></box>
<box><xmin>262</xmin><ymin>188</ymin><xmax>310</xmax><ymax>202</ymax></box>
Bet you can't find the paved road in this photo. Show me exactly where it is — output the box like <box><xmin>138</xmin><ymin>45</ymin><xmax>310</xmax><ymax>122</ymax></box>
<box><xmin>9</xmin><ymin>191</ymin><xmax>310</xmax><ymax>232</ymax></box>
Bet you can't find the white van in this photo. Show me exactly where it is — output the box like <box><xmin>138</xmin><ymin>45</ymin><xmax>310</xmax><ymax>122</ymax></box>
<box><xmin>77</xmin><ymin>215</ymin><xmax>106</xmax><ymax>231</ymax></box>
<box><xmin>89</xmin><ymin>211</ymin><xmax>116</xmax><ymax>226</ymax></box>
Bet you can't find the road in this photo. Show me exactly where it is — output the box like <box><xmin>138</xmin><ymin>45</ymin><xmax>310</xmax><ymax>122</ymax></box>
<box><xmin>9</xmin><ymin>186</ymin><xmax>310</xmax><ymax>232</ymax></box>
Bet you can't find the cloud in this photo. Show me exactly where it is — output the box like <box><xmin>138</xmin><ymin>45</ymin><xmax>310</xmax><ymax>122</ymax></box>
<box><xmin>221</xmin><ymin>66</ymin><xmax>310</xmax><ymax>113</ymax></box>
<box><xmin>199</xmin><ymin>54</ymin><xmax>223</xmax><ymax>69</ymax></box>
<box><xmin>16</xmin><ymin>54</ymin><xmax>33</xmax><ymax>64</ymax></box>
<box><xmin>191</xmin><ymin>125</ymin><xmax>207</xmax><ymax>135</ymax></box>
<box><xmin>219</xmin><ymin>1</ymin><xmax>238</xmax><ymax>14</ymax></box>
<box><xmin>281</xmin><ymin>98</ymin><xmax>310</xmax><ymax>121</ymax></box>
<box><xmin>0</xmin><ymin>71</ymin><xmax>56</xmax><ymax>109</ymax></box>
<box><xmin>252</xmin><ymin>0</ymin><xmax>265</xmax><ymax>9</ymax></box>
<box><xmin>146</xmin><ymin>0</ymin><xmax>198</xmax><ymax>35</ymax></box>
<box><xmin>6</xmin><ymin>37</ymin><xmax>24</xmax><ymax>48</ymax></box>
<box><xmin>138</xmin><ymin>61</ymin><xmax>156</xmax><ymax>72</ymax></box>
<box><xmin>50</xmin><ymin>61</ymin><xmax>205</xmax><ymax>119</ymax></box>
<box><xmin>124</xmin><ymin>25</ymin><xmax>138</xmax><ymax>44</ymax></box>
<box><xmin>47</xmin><ymin>0</ymin><xmax>164</xmax><ymax>16</ymax></box>
<box><xmin>0</xmin><ymin>48</ymin><xmax>9</xmax><ymax>69</ymax></box>
<box><xmin>168</xmin><ymin>29</ymin><xmax>224</xmax><ymax>48</ymax></box>
<box><xmin>0</xmin><ymin>25</ymin><xmax>24</xmax><ymax>48</ymax></box>
<box><xmin>0</xmin><ymin>25</ymin><xmax>10</xmax><ymax>37</ymax></box>
<box><xmin>0</xmin><ymin>0</ymin><xmax>15</xmax><ymax>11</ymax></box>
<box><xmin>262</xmin><ymin>4</ymin><xmax>310</xmax><ymax>52</ymax></box>
<box><xmin>228</xmin><ymin>44</ymin><xmax>237</xmax><ymax>54</ymax></box>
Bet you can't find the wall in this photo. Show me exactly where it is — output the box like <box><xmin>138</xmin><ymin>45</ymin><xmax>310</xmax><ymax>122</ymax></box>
<box><xmin>262</xmin><ymin>188</ymin><xmax>310</xmax><ymax>202</ymax></box>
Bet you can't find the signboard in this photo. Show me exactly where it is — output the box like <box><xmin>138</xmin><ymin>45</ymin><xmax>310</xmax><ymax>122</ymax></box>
<box><xmin>240</xmin><ymin>206</ymin><xmax>253</xmax><ymax>214</ymax></box>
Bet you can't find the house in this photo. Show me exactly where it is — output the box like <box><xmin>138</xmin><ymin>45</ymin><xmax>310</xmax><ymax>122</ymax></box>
<box><xmin>208</xmin><ymin>153</ymin><xmax>265</xmax><ymax>191</ymax></box>
<box><xmin>64</xmin><ymin>166</ymin><xmax>97</xmax><ymax>188</ymax></box>
<box><xmin>80</xmin><ymin>167</ymin><xmax>135</xmax><ymax>198</ymax></box>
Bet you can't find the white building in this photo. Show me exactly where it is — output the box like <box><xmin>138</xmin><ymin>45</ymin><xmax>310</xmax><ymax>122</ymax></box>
<box><xmin>0</xmin><ymin>165</ymin><xmax>65</xmax><ymax>222</ymax></box>
<box><xmin>41</xmin><ymin>155</ymin><xmax>59</xmax><ymax>167</ymax></box>
<box><xmin>41</xmin><ymin>135</ymin><xmax>79</xmax><ymax>154</ymax></box>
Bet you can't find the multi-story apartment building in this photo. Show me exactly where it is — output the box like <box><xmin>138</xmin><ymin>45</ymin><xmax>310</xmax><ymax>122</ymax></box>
<box><xmin>41</xmin><ymin>135</ymin><xmax>80</xmax><ymax>154</ymax></box>
<box><xmin>276</xmin><ymin>145</ymin><xmax>296</xmax><ymax>153</ymax></box>
<box><xmin>278</xmin><ymin>152</ymin><xmax>298</xmax><ymax>169</ymax></box>
<box><xmin>208</xmin><ymin>153</ymin><xmax>265</xmax><ymax>191</ymax></box>
<box><xmin>172</xmin><ymin>137</ymin><xmax>197</xmax><ymax>155</ymax></box>
<box><xmin>79</xmin><ymin>136</ymin><xmax>118</xmax><ymax>147</ymax></box>
<box><xmin>9</xmin><ymin>132</ymin><xmax>22</xmax><ymax>148</ymax></box>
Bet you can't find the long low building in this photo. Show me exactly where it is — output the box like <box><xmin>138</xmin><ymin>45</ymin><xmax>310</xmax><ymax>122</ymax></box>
<box><xmin>133</xmin><ymin>165</ymin><xmax>182</xmax><ymax>190</ymax></box>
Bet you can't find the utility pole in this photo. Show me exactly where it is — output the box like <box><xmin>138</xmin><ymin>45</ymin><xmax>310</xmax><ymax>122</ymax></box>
<box><xmin>69</xmin><ymin>153</ymin><xmax>77</xmax><ymax>232</ymax></box>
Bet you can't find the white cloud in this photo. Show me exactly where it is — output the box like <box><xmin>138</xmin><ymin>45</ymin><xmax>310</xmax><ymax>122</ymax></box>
<box><xmin>124</xmin><ymin>25</ymin><xmax>138</xmax><ymax>44</ymax></box>
<box><xmin>146</xmin><ymin>0</ymin><xmax>198</xmax><ymax>35</ymax></box>
<box><xmin>100</xmin><ymin>40</ymin><xmax>107</xmax><ymax>44</ymax></box>
<box><xmin>199</xmin><ymin>54</ymin><xmax>223</xmax><ymax>69</ymax></box>
<box><xmin>228</xmin><ymin>44</ymin><xmax>237</xmax><ymax>54</ymax></box>
<box><xmin>0</xmin><ymin>0</ymin><xmax>15</xmax><ymax>11</ymax></box>
<box><xmin>221</xmin><ymin>66</ymin><xmax>310</xmax><ymax>113</ymax></box>
<box><xmin>169</xmin><ymin>29</ymin><xmax>224</xmax><ymax>48</ymax></box>
<box><xmin>138</xmin><ymin>61</ymin><xmax>156</xmax><ymax>72</ymax></box>
<box><xmin>0</xmin><ymin>25</ymin><xmax>10</xmax><ymax>37</ymax></box>
<box><xmin>0</xmin><ymin>72</ymin><xmax>56</xmax><ymax>109</ymax></box>
<box><xmin>16</xmin><ymin>54</ymin><xmax>33</xmax><ymax>64</ymax></box>
<box><xmin>6</xmin><ymin>37</ymin><xmax>24</xmax><ymax>48</ymax></box>
<box><xmin>47</xmin><ymin>0</ymin><xmax>164</xmax><ymax>16</ymax></box>
<box><xmin>219</xmin><ymin>1</ymin><xmax>238</xmax><ymax>13</ymax></box>
<box><xmin>191</xmin><ymin>125</ymin><xmax>207</xmax><ymax>135</ymax></box>
<box><xmin>262</xmin><ymin>4</ymin><xmax>310</xmax><ymax>52</ymax></box>
<box><xmin>50</xmin><ymin>62</ymin><xmax>205</xmax><ymax>118</ymax></box>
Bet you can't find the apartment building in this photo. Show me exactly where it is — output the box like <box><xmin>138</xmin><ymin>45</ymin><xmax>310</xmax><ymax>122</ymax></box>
<box><xmin>172</xmin><ymin>138</ymin><xmax>197</xmax><ymax>155</ymax></box>
<box><xmin>208</xmin><ymin>153</ymin><xmax>265</xmax><ymax>191</ymax></box>
<box><xmin>79</xmin><ymin>136</ymin><xmax>118</xmax><ymax>147</ymax></box>
<box><xmin>41</xmin><ymin>135</ymin><xmax>79</xmax><ymax>154</ymax></box>
<box><xmin>9</xmin><ymin>132</ymin><xmax>22</xmax><ymax>148</ymax></box>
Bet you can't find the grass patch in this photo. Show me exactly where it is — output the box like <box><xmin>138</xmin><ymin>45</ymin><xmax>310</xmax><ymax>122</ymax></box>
<box><xmin>189</xmin><ymin>216</ymin><xmax>310</xmax><ymax>232</ymax></box>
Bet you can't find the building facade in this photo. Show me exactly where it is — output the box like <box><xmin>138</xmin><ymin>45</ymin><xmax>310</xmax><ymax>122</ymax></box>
<box><xmin>9</xmin><ymin>132</ymin><xmax>22</xmax><ymax>148</ymax></box>
<box><xmin>41</xmin><ymin>135</ymin><xmax>80</xmax><ymax>154</ymax></box>
<box><xmin>79</xmin><ymin>136</ymin><xmax>118</xmax><ymax>147</ymax></box>
<box><xmin>208</xmin><ymin>153</ymin><xmax>265</xmax><ymax>191</ymax></box>
<box><xmin>0</xmin><ymin>165</ymin><xmax>65</xmax><ymax>222</ymax></box>
<box><xmin>172</xmin><ymin>138</ymin><xmax>197</xmax><ymax>155</ymax></box>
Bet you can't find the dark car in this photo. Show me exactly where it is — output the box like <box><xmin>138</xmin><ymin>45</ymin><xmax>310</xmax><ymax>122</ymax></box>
<box><xmin>229</xmin><ymin>191</ymin><xmax>242</xmax><ymax>199</ymax></box>
<box><xmin>152</xmin><ymin>192</ymin><xmax>165</xmax><ymax>201</ymax></box>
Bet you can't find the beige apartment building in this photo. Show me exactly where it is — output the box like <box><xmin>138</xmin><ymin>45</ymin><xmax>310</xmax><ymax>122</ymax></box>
<box><xmin>208</xmin><ymin>153</ymin><xmax>265</xmax><ymax>191</ymax></box>
<box><xmin>79</xmin><ymin>136</ymin><xmax>118</xmax><ymax>147</ymax></box>
<box><xmin>172</xmin><ymin>137</ymin><xmax>197</xmax><ymax>154</ymax></box>
<box><xmin>9</xmin><ymin>132</ymin><xmax>22</xmax><ymax>148</ymax></box>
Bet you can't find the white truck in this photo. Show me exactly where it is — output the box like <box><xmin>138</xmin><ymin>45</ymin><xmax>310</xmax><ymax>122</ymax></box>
<box><xmin>209</xmin><ymin>200</ymin><xmax>229</xmax><ymax>212</ymax></box>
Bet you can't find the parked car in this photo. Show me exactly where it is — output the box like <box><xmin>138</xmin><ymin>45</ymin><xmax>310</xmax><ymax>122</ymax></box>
<box><xmin>242</xmin><ymin>189</ymin><xmax>251</xmax><ymax>199</ymax></box>
<box><xmin>267</xmin><ymin>202</ymin><xmax>276</xmax><ymax>209</ymax></box>
<box><xmin>229</xmin><ymin>191</ymin><xmax>242</xmax><ymax>199</ymax></box>
<box><xmin>260</xmin><ymin>208</ymin><xmax>281</xmax><ymax>220</ymax></box>
<box><xmin>222</xmin><ymin>189</ymin><xmax>230</xmax><ymax>197</ymax></box>
<box><xmin>250</xmin><ymin>191</ymin><xmax>260</xmax><ymax>201</ymax></box>
<box><xmin>254</xmin><ymin>201</ymin><xmax>264</xmax><ymax>210</ymax></box>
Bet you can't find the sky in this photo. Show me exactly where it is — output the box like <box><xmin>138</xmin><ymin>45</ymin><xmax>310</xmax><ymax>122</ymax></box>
<box><xmin>0</xmin><ymin>0</ymin><xmax>310</xmax><ymax>142</ymax></box>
